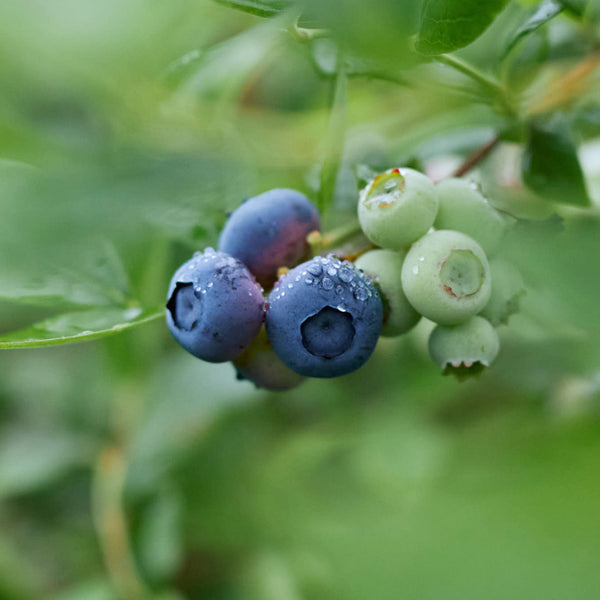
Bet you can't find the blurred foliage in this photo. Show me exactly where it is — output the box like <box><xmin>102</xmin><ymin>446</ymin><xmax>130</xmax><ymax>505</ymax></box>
<box><xmin>0</xmin><ymin>0</ymin><xmax>599</xmax><ymax>598</ymax></box>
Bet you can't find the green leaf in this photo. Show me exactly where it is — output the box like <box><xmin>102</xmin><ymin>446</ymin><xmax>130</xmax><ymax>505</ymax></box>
<box><xmin>0</xmin><ymin>307</ymin><xmax>162</xmax><ymax>349</ymax></box>
<box><xmin>503</xmin><ymin>0</ymin><xmax>563</xmax><ymax>59</ymax></box>
<box><xmin>416</xmin><ymin>0</ymin><xmax>509</xmax><ymax>55</ymax></box>
<box><xmin>0</xmin><ymin>429</ymin><xmax>96</xmax><ymax>499</ymax></box>
<box><xmin>174</xmin><ymin>19</ymin><xmax>284</xmax><ymax>101</ymax></box>
<box><xmin>556</xmin><ymin>0</ymin><xmax>588</xmax><ymax>16</ymax></box>
<box><xmin>522</xmin><ymin>117</ymin><xmax>590</xmax><ymax>206</ymax></box>
<box><xmin>211</xmin><ymin>0</ymin><xmax>292</xmax><ymax>18</ymax></box>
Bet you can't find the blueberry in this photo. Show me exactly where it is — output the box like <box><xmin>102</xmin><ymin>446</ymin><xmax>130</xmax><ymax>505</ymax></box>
<box><xmin>401</xmin><ymin>230</ymin><xmax>492</xmax><ymax>325</ymax></box>
<box><xmin>265</xmin><ymin>256</ymin><xmax>383</xmax><ymax>378</ymax></box>
<box><xmin>479</xmin><ymin>258</ymin><xmax>526</xmax><ymax>326</ymax></box>
<box><xmin>219</xmin><ymin>188</ymin><xmax>320</xmax><ymax>288</ymax></box>
<box><xmin>354</xmin><ymin>249</ymin><xmax>420</xmax><ymax>337</ymax></box>
<box><xmin>166</xmin><ymin>248</ymin><xmax>265</xmax><ymax>362</ymax></box>
<box><xmin>434</xmin><ymin>178</ymin><xmax>507</xmax><ymax>256</ymax></box>
<box><xmin>233</xmin><ymin>327</ymin><xmax>306</xmax><ymax>391</ymax></box>
<box><xmin>428</xmin><ymin>316</ymin><xmax>500</xmax><ymax>378</ymax></box>
<box><xmin>358</xmin><ymin>167</ymin><xmax>438</xmax><ymax>249</ymax></box>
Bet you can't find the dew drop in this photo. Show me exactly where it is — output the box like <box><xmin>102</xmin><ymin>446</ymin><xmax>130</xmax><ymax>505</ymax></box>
<box><xmin>355</xmin><ymin>288</ymin><xmax>368</xmax><ymax>301</ymax></box>
<box><xmin>322</xmin><ymin>277</ymin><xmax>334</xmax><ymax>291</ymax></box>
<box><xmin>308</xmin><ymin>263</ymin><xmax>322</xmax><ymax>276</ymax></box>
<box><xmin>305</xmin><ymin>277</ymin><xmax>314</xmax><ymax>285</ymax></box>
<box><xmin>339</xmin><ymin>267</ymin><xmax>353</xmax><ymax>283</ymax></box>
<box><xmin>412</xmin><ymin>265</ymin><xmax>419</xmax><ymax>275</ymax></box>
<box><xmin>207</xmin><ymin>282</ymin><xmax>213</xmax><ymax>288</ymax></box>
<box><xmin>335</xmin><ymin>285</ymin><xmax>343</xmax><ymax>295</ymax></box>
<box><xmin>327</xmin><ymin>266</ymin><xmax>337</xmax><ymax>277</ymax></box>
<box><xmin>287</xmin><ymin>283</ymin><xmax>293</xmax><ymax>289</ymax></box>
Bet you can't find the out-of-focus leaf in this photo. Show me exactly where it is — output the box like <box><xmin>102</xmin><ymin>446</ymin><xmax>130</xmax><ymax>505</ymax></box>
<box><xmin>502</xmin><ymin>0</ymin><xmax>563</xmax><ymax>58</ymax></box>
<box><xmin>0</xmin><ymin>306</ymin><xmax>162</xmax><ymax>349</ymax></box>
<box><xmin>557</xmin><ymin>0</ymin><xmax>588</xmax><ymax>16</ymax></box>
<box><xmin>211</xmin><ymin>0</ymin><xmax>292</xmax><ymax>17</ymax></box>
<box><xmin>311</xmin><ymin>39</ymin><xmax>407</xmax><ymax>84</ymax></box>
<box><xmin>522</xmin><ymin>116</ymin><xmax>590</xmax><ymax>206</ymax></box>
<box><xmin>0</xmin><ymin>429</ymin><xmax>95</xmax><ymax>498</ymax></box>
<box><xmin>415</xmin><ymin>0</ymin><xmax>509</xmax><ymax>55</ymax></box>
<box><xmin>302</xmin><ymin>0</ymin><xmax>421</xmax><ymax>66</ymax></box>
<box><xmin>0</xmin><ymin>240</ymin><xmax>129</xmax><ymax>308</ymax></box>
<box><xmin>174</xmin><ymin>18</ymin><xmax>285</xmax><ymax>101</ymax></box>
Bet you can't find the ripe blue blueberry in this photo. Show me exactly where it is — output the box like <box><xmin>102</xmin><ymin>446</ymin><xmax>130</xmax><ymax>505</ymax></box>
<box><xmin>166</xmin><ymin>248</ymin><xmax>265</xmax><ymax>362</ymax></box>
<box><xmin>219</xmin><ymin>188</ymin><xmax>320</xmax><ymax>288</ymax></box>
<box><xmin>265</xmin><ymin>255</ymin><xmax>383</xmax><ymax>378</ymax></box>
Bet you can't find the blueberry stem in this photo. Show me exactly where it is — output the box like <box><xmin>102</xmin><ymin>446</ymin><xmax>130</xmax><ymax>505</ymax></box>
<box><xmin>318</xmin><ymin>50</ymin><xmax>348</xmax><ymax>214</ymax></box>
<box><xmin>92</xmin><ymin>444</ymin><xmax>154</xmax><ymax>599</ymax></box>
<box><xmin>436</xmin><ymin>54</ymin><xmax>516</xmax><ymax>117</ymax></box>
<box><xmin>450</xmin><ymin>135</ymin><xmax>501</xmax><ymax>179</ymax></box>
<box><xmin>308</xmin><ymin>221</ymin><xmax>363</xmax><ymax>255</ymax></box>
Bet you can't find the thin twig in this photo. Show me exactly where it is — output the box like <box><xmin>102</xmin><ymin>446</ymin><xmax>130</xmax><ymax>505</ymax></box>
<box><xmin>450</xmin><ymin>136</ymin><xmax>501</xmax><ymax>179</ymax></box>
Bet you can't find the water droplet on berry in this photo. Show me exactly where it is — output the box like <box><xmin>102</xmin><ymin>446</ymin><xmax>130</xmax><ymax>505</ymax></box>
<box><xmin>305</xmin><ymin>277</ymin><xmax>313</xmax><ymax>285</ymax></box>
<box><xmin>322</xmin><ymin>277</ymin><xmax>334</xmax><ymax>291</ymax></box>
<box><xmin>339</xmin><ymin>267</ymin><xmax>353</xmax><ymax>283</ymax></box>
<box><xmin>354</xmin><ymin>288</ymin><xmax>368</xmax><ymax>301</ymax></box>
<box><xmin>412</xmin><ymin>265</ymin><xmax>419</xmax><ymax>275</ymax></box>
<box><xmin>308</xmin><ymin>263</ymin><xmax>322</xmax><ymax>276</ymax></box>
<box><xmin>335</xmin><ymin>285</ymin><xmax>343</xmax><ymax>295</ymax></box>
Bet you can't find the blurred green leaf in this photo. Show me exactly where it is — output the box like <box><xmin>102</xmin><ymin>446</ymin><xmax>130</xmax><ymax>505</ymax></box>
<box><xmin>502</xmin><ymin>0</ymin><xmax>563</xmax><ymax>59</ymax></box>
<box><xmin>212</xmin><ymin>0</ymin><xmax>293</xmax><ymax>17</ymax></box>
<box><xmin>0</xmin><ymin>240</ymin><xmax>130</xmax><ymax>309</ymax></box>
<box><xmin>0</xmin><ymin>306</ymin><xmax>162</xmax><ymax>349</ymax></box>
<box><xmin>416</xmin><ymin>0</ymin><xmax>509</xmax><ymax>55</ymax></box>
<box><xmin>522</xmin><ymin>116</ymin><xmax>590</xmax><ymax>206</ymax></box>
<box><xmin>174</xmin><ymin>18</ymin><xmax>285</xmax><ymax>101</ymax></box>
<box><xmin>557</xmin><ymin>0</ymin><xmax>588</xmax><ymax>16</ymax></box>
<box><xmin>0</xmin><ymin>429</ymin><xmax>95</xmax><ymax>498</ymax></box>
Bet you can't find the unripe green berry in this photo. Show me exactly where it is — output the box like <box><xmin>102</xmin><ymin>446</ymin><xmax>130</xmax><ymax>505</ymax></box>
<box><xmin>354</xmin><ymin>249</ymin><xmax>420</xmax><ymax>337</ymax></box>
<box><xmin>434</xmin><ymin>178</ymin><xmax>507</xmax><ymax>256</ymax></box>
<box><xmin>479</xmin><ymin>258</ymin><xmax>525</xmax><ymax>326</ymax></box>
<box><xmin>428</xmin><ymin>316</ymin><xmax>500</xmax><ymax>377</ymax></box>
<box><xmin>401</xmin><ymin>230</ymin><xmax>492</xmax><ymax>325</ymax></box>
<box><xmin>358</xmin><ymin>167</ymin><xmax>438</xmax><ymax>249</ymax></box>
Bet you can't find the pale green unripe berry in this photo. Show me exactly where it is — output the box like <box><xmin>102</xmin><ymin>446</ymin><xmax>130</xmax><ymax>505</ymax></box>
<box><xmin>434</xmin><ymin>178</ymin><xmax>507</xmax><ymax>256</ymax></box>
<box><xmin>358</xmin><ymin>167</ymin><xmax>438</xmax><ymax>249</ymax></box>
<box><xmin>479</xmin><ymin>258</ymin><xmax>525</xmax><ymax>326</ymax></box>
<box><xmin>354</xmin><ymin>249</ymin><xmax>420</xmax><ymax>337</ymax></box>
<box><xmin>401</xmin><ymin>230</ymin><xmax>492</xmax><ymax>325</ymax></box>
<box><xmin>428</xmin><ymin>316</ymin><xmax>500</xmax><ymax>377</ymax></box>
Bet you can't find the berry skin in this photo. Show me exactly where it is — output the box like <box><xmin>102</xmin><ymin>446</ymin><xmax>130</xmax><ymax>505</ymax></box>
<box><xmin>428</xmin><ymin>316</ymin><xmax>500</xmax><ymax>377</ymax></box>
<box><xmin>166</xmin><ymin>249</ymin><xmax>264</xmax><ymax>362</ymax></box>
<box><xmin>354</xmin><ymin>249</ymin><xmax>420</xmax><ymax>337</ymax></box>
<box><xmin>219</xmin><ymin>188</ymin><xmax>320</xmax><ymax>288</ymax></box>
<box><xmin>233</xmin><ymin>327</ymin><xmax>305</xmax><ymax>391</ymax></box>
<box><xmin>401</xmin><ymin>230</ymin><xmax>492</xmax><ymax>325</ymax></box>
<box><xmin>358</xmin><ymin>167</ymin><xmax>438</xmax><ymax>250</ymax></box>
<box><xmin>479</xmin><ymin>258</ymin><xmax>526</xmax><ymax>326</ymax></box>
<box><xmin>265</xmin><ymin>256</ymin><xmax>383</xmax><ymax>378</ymax></box>
<box><xmin>434</xmin><ymin>178</ymin><xmax>507</xmax><ymax>256</ymax></box>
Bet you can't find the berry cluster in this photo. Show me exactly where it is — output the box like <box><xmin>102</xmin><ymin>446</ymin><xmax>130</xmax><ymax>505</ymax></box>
<box><xmin>357</xmin><ymin>167</ymin><xmax>524</xmax><ymax>377</ymax></box>
<box><xmin>166</xmin><ymin>169</ymin><xmax>524</xmax><ymax>390</ymax></box>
